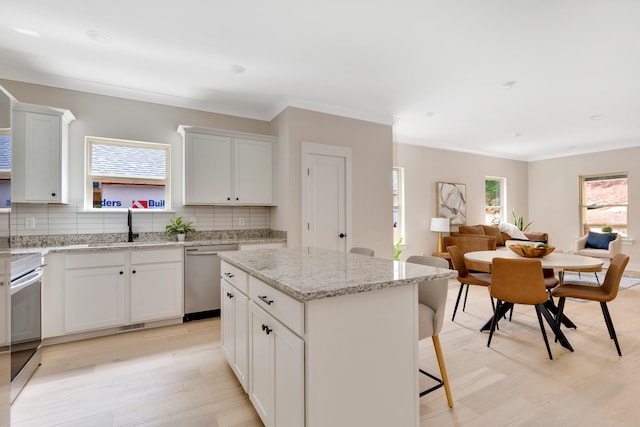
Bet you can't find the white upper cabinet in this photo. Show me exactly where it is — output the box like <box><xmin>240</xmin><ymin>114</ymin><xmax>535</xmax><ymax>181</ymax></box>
<box><xmin>178</xmin><ymin>126</ymin><xmax>275</xmax><ymax>206</ymax></box>
<box><xmin>234</xmin><ymin>138</ymin><xmax>273</xmax><ymax>205</ymax></box>
<box><xmin>12</xmin><ymin>102</ymin><xmax>75</xmax><ymax>204</ymax></box>
<box><xmin>183</xmin><ymin>132</ymin><xmax>232</xmax><ymax>204</ymax></box>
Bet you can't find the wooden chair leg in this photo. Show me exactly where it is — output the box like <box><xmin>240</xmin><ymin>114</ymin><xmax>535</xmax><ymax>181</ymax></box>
<box><xmin>432</xmin><ymin>335</ymin><xmax>454</xmax><ymax>408</ymax></box>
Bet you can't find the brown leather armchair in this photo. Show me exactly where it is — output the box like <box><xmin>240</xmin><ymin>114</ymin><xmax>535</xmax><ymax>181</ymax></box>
<box><xmin>443</xmin><ymin>235</ymin><xmax>496</xmax><ymax>273</ymax></box>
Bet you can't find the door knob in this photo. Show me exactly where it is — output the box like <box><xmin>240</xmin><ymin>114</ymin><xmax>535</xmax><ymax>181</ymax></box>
<box><xmin>339</xmin><ymin>233</ymin><xmax>346</xmax><ymax>238</ymax></box>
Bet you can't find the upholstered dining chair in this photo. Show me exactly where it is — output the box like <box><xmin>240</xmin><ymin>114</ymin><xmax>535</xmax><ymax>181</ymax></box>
<box><xmin>509</xmin><ymin>268</ymin><xmax>560</xmax><ymax>321</ymax></box>
<box><xmin>406</xmin><ymin>255</ymin><xmax>453</xmax><ymax>408</ymax></box>
<box><xmin>510</xmin><ymin>268</ymin><xmax>559</xmax><ymax>321</ymax></box>
<box><xmin>552</xmin><ymin>253</ymin><xmax>629</xmax><ymax>356</ymax></box>
<box><xmin>487</xmin><ymin>258</ymin><xmax>558</xmax><ymax>360</ymax></box>
<box><xmin>446</xmin><ymin>245</ymin><xmax>493</xmax><ymax>321</ymax></box>
<box><xmin>349</xmin><ymin>247</ymin><xmax>374</xmax><ymax>256</ymax></box>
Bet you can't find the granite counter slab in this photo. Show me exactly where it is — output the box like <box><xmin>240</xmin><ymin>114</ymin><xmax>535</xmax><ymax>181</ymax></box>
<box><xmin>219</xmin><ymin>247</ymin><xmax>457</xmax><ymax>302</ymax></box>
<box><xmin>11</xmin><ymin>238</ymin><xmax>286</xmax><ymax>256</ymax></box>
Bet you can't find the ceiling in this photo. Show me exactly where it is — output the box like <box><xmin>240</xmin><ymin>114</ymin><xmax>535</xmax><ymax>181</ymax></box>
<box><xmin>2</xmin><ymin>0</ymin><xmax>640</xmax><ymax>161</ymax></box>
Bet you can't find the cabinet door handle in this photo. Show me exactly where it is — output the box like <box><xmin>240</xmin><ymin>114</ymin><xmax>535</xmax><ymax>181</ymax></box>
<box><xmin>262</xmin><ymin>324</ymin><xmax>272</xmax><ymax>335</ymax></box>
<box><xmin>224</xmin><ymin>272</ymin><xmax>234</xmax><ymax>278</ymax></box>
<box><xmin>258</xmin><ymin>295</ymin><xmax>274</xmax><ymax>305</ymax></box>
<box><xmin>132</xmin><ymin>270</ymin><xmax>136</xmax><ymax>274</ymax></box>
<box><xmin>51</xmin><ymin>192</ymin><xmax>56</xmax><ymax>197</ymax></box>
<box><xmin>227</xmin><ymin>197</ymin><xmax>231</xmax><ymax>201</ymax></box>
<box><xmin>227</xmin><ymin>292</ymin><xmax>234</xmax><ymax>299</ymax></box>
<box><xmin>119</xmin><ymin>271</ymin><xmax>124</xmax><ymax>275</ymax></box>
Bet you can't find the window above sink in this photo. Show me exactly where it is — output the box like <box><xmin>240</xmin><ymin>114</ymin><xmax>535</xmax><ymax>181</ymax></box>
<box><xmin>85</xmin><ymin>136</ymin><xmax>171</xmax><ymax>211</ymax></box>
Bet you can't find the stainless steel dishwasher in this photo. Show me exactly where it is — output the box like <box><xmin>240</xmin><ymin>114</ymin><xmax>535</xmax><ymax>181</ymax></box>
<box><xmin>184</xmin><ymin>244</ymin><xmax>238</xmax><ymax>321</ymax></box>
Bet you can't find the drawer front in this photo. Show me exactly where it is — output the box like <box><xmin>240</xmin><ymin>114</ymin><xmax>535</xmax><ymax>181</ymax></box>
<box><xmin>221</xmin><ymin>260</ymin><xmax>248</xmax><ymax>294</ymax></box>
<box><xmin>131</xmin><ymin>248</ymin><xmax>183</xmax><ymax>264</ymax></box>
<box><xmin>249</xmin><ymin>276</ymin><xmax>304</xmax><ymax>337</ymax></box>
<box><xmin>65</xmin><ymin>251</ymin><xmax>126</xmax><ymax>269</ymax></box>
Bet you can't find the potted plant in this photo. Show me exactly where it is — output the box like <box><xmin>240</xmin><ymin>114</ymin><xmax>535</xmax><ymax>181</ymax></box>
<box><xmin>166</xmin><ymin>217</ymin><xmax>195</xmax><ymax>241</ymax></box>
<box><xmin>393</xmin><ymin>237</ymin><xmax>404</xmax><ymax>261</ymax></box>
<box><xmin>512</xmin><ymin>209</ymin><xmax>533</xmax><ymax>231</ymax></box>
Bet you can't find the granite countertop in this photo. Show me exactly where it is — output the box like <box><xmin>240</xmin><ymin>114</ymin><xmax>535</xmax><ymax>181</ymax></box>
<box><xmin>11</xmin><ymin>238</ymin><xmax>286</xmax><ymax>256</ymax></box>
<box><xmin>219</xmin><ymin>247</ymin><xmax>457</xmax><ymax>302</ymax></box>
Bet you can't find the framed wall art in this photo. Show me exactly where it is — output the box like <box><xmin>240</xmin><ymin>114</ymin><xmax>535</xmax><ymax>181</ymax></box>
<box><xmin>436</xmin><ymin>182</ymin><xmax>466</xmax><ymax>225</ymax></box>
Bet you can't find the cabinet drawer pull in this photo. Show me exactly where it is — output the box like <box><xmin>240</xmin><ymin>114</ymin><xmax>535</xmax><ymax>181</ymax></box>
<box><xmin>262</xmin><ymin>324</ymin><xmax>272</xmax><ymax>335</ymax></box>
<box><xmin>119</xmin><ymin>271</ymin><xmax>124</xmax><ymax>275</ymax></box>
<box><xmin>227</xmin><ymin>292</ymin><xmax>234</xmax><ymax>299</ymax></box>
<box><xmin>258</xmin><ymin>295</ymin><xmax>274</xmax><ymax>305</ymax></box>
<box><xmin>224</xmin><ymin>272</ymin><xmax>234</xmax><ymax>278</ymax></box>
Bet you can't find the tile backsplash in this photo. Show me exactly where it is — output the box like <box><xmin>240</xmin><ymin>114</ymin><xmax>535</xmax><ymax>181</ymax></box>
<box><xmin>10</xmin><ymin>201</ymin><xmax>271</xmax><ymax>237</ymax></box>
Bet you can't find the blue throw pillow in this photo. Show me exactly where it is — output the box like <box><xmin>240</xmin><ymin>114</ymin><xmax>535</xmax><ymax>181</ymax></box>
<box><xmin>585</xmin><ymin>231</ymin><xmax>617</xmax><ymax>250</ymax></box>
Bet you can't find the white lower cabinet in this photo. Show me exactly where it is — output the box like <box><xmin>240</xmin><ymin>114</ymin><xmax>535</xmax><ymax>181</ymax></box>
<box><xmin>221</xmin><ymin>278</ymin><xmax>249</xmax><ymax>391</ymax></box>
<box><xmin>222</xmin><ymin>266</ymin><xmax>305</xmax><ymax>427</ymax></box>
<box><xmin>64</xmin><ymin>251</ymin><xmax>127</xmax><ymax>333</ymax></box>
<box><xmin>249</xmin><ymin>302</ymin><xmax>304</xmax><ymax>427</ymax></box>
<box><xmin>65</xmin><ymin>265</ymin><xmax>126</xmax><ymax>332</ymax></box>
<box><xmin>130</xmin><ymin>250</ymin><xmax>183</xmax><ymax>323</ymax></box>
<box><xmin>47</xmin><ymin>248</ymin><xmax>183</xmax><ymax>338</ymax></box>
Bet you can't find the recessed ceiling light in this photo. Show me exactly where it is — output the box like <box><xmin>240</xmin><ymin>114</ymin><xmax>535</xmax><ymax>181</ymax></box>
<box><xmin>14</xmin><ymin>27</ymin><xmax>40</xmax><ymax>37</ymax></box>
<box><xmin>590</xmin><ymin>114</ymin><xmax>603</xmax><ymax>120</ymax></box>
<box><xmin>501</xmin><ymin>80</ymin><xmax>519</xmax><ymax>89</ymax></box>
<box><xmin>230</xmin><ymin>64</ymin><xmax>246</xmax><ymax>74</ymax></box>
<box><xmin>86</xmin><ymin>30</ymin><xmax>111</xmax><ymax>43</ymax></box>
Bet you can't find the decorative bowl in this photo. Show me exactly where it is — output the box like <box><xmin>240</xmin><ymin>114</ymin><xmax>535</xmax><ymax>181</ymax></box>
<box><xmin>508</xmin><ymin>244</ymin><xmax>555</xmax><ymax>258</ymax></box>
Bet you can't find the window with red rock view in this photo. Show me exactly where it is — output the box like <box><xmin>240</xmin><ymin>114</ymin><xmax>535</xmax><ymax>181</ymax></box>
<box><xmin>580</xmin><ymin>173</ymin><xmax>628</xmax><ymax>236</ymax></box>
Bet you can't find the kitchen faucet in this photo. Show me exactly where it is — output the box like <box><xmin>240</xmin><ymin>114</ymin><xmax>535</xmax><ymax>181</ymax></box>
<box><xmin>127</xmin><ymin>208</ymin><xmax>139</xmax><ymax>242</ymax></box>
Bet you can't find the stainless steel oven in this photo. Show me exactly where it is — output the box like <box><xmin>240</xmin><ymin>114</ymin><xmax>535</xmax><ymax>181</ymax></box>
<box><xmin>10</xmin><ymin>252</ymin><xmax>42</xmax><ymax>403</ymax></box>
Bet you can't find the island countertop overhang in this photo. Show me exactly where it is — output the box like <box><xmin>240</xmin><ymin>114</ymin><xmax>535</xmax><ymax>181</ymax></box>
<box><xmin>219</xmin><ymin>247</ymin><xmax>457</xmax><ymax>302</ymax></box>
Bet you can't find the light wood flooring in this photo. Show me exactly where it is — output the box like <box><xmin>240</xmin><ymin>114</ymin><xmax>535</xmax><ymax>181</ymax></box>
<box><xmin>11</xmin><ymin>278</ymin><xmax>640</xmax><ymax>427</ymax></box>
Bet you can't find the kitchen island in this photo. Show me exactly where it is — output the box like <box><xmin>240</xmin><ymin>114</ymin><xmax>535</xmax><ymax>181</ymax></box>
<box><xmin>219</xmin><ymin>247</ymin><xmax>456</xmax><ymax>427</ymax></box>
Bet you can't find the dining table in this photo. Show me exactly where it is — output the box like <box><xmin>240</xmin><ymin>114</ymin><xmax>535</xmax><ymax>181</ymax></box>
<box><xmin>464</xmin><ymin>250</ymin><xmax>604</xmax><ymax>351</ymax></box>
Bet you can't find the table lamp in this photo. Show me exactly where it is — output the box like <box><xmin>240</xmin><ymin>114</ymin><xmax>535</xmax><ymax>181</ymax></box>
<box><xmin>431</xmin><ymin>217</ymin><xmax>450</xmax><ymax>253</ymax></box>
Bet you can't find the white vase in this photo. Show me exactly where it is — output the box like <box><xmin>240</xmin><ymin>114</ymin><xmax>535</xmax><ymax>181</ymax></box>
<box><xmin>177</xmin><ymin>233</ymin><xmax>185</xmax><ymax>242</ymax></box>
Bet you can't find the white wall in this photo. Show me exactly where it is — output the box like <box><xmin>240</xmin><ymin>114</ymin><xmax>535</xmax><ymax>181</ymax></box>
<box><xmin>395</xmin><ymin>143</ymin><xmax>530</xmax><ymax>259</ymax></box>
<box><xmin>529</xmin><ymin>146</ymin><xmax>639</xmax><ymax>270</ymax></box>
<box><xmin>272</xmin><ymin>107</ymin><xmax>394</xmax><ymax>258</ymax></box>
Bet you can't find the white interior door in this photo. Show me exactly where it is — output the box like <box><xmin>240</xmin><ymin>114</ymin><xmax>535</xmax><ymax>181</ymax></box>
<box><xmin>302</xmin><ymin>143</ymin><xmax>351</xmax><ymax>252</ymax></box>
